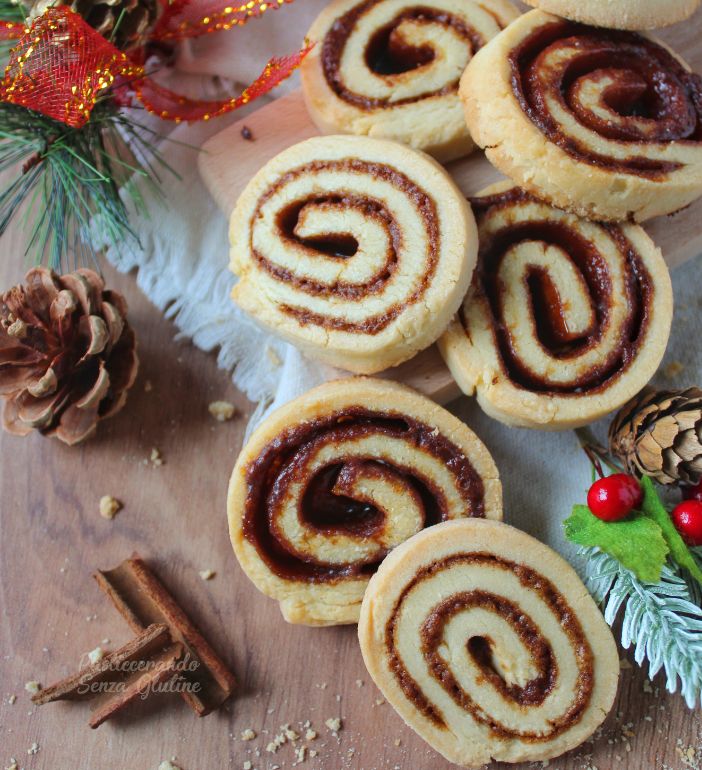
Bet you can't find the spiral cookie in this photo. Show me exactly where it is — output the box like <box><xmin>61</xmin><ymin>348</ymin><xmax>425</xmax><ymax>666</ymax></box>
<box><xmin>524</xmin><ymin>0</ymin><xmax>701</xmax><ymax>30</ymax></box>
<box><xmin>460</xmin><ymin>10</ymin><xmax>702</xmax><ymax>221</ymax></box>
<box><xmin>439</xmin><ymin>183</ymin><xmax>673</xmax><ymax>429</ymax></box>
<box><xmin>227</xmin><ymin>378</ymin><xmax>502</xmax><ymax>626</ymax></box>
<box><xmin>359</xmin><ymin>519</ymin><xmax>620</xmax><ymax>766</ymax></box>
<box><xmin>300</xmin><ymin>0</ymin><xmax>520</xmax><ymax>161</ymax></box>
<box><xmin>229</xmin><ymin>135</ymin><xmax>477</xmax><ymax>373</ymax></box>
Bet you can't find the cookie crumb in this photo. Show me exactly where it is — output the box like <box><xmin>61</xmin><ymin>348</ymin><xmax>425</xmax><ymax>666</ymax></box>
<box><xmin>24</xmin><ymin>681</ymin><xmax>40</xmax><ymax>695</ymax></box>
<box><xmin>99</xmin><ymin>495</ymin><xmax>122</xmax><ymax>519</ymax></box>
<box><xmin>7</xmin><ymin>694</ymin><xmax>16</xmax><ymax>705</ymax></box>
<box><xmin>6</xmin><ymin>758</ymin><xmax>18</xmax><ymax>770</ymax></box>
<box><xmin>150</xmin><ymin>447</ymin><xmax>164</xmax><ymax>467</ymax></box>
<box><xmin>663</xmin><ymin>361</ymin><xmax>684</xmax><ymax>379</ymax></box>
<box><xmin>242</xmin><ymin>763</ymin><xmax>252</xmax><ymax>770</ymax></box>
<box><xmin>7</xmin><ymin>319</ymin><xmax>27</xmax><ymax>338</ymax></box>
<box><xmin>27</xmin><ymin>742</ymin><xmax>39</xmax><ymax>755</ymax></box>
<box><xmin>240</xmin><ymin>729</ymin><xmax>256</xmax><ymax>741</ymax></box>
<box><xmin>208</xmin><ymin>401</ymin><xmax>236</xmax><ymax>422</ymax></box>
<box><xmin>199</xmin><ymin>569</ymin><xmax>216</xmax><ymax>581</ymax></box>
<box><xmin>325</xmin><ymin>717</ymin><xmax>341</xmax><ymax>733</ymax></box>
<box><xmin>305</xmin><ymin>728</ymin><xmax>316</xmax><ymax>741</ymax></box>
<box><xmin>158</xmin><ymin>762</ymin><xmax>181</xmax><ymax>770</ymax></box>
<box><xmin>355</xmin><ymin>679</ymin><xmax>363</xmax><ymax>688</ymax></box>
<box><xmin>87</xmin><ymin>646</ymin><xmax>105</xmax><ymax>664</ymax></box>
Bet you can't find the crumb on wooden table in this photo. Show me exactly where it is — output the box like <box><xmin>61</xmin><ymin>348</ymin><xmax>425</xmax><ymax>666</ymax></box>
<box><xmin>24</xmin><ymin>681</ymin><xmax>40</xmax><ymax>695</ymax></box>
<box><xmin>208</xmin><ymin>401</ymin><xmax>237</xmax><ymax>422</ymax></box>
<box><xmin>325</xmin><ymin>717</ymin><xmax>341</xmax><ymax>733</ymax></box>
<box><xmin>99</xmin><ymin>495</ymin><xmax>122</xmax><ymax>519</ymax></box>
<box><xmin>240</xmin><ymin>728</ymin><xmax>256</xmax><ymax>741</ymax></box>
<box><xmin>199</xmin><ymin>569</ymin><xmax>216</xmax><ymax>581</ymax></box>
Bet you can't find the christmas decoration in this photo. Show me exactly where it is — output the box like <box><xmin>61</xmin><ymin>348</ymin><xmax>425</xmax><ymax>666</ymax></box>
<box><xmin>0</xmin><ymin>0</ymin><xmax>310</xmax><ymax>267</ymax></box>
<box><xmin>672</xmin><ymin>500</ymin><xmax>702</xmax><ymax>546</ymax></box>
<box><xmin>586</xmin><ymin>473</ymin><xmax>642</xmax><ymax>522</ymax></box>
<box><xmin>28</xmin><ymin>0</ymin><xmax>159</xmax><ymax>51</ymax></box>
<box><xmin>609</xmin><ymin>387</ymin><xmax>702</xmax><ymax>485</ymax></box>
<box><xmin>567</xmin><ymin>428</ymin><xmax>702</xmax><ymax>708</ymax></box>
<box><xmin>0</xmin><ymin>267</ymin><xmax>138</xmax><ymax>444</ymax></box>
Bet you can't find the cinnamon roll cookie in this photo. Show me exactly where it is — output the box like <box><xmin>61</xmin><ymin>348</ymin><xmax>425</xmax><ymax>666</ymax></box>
<box><xmin>439</xmin><ymin>183</ymin><xmax>673</xmax><ymax>429</ymax></box>
<box><xmin>300</xmin><ymin>0</ymin><xmax>520</xmax><ymax>161</ymax></box>
<box><xmin>227</xmin><ymin>378</ymin><xmax>501</xmax><ymax>625</ymax></box>
<box><xmin>460</xmin><ymin>10</ymin><xmax>702</xmax><ymax>221</ymax></box>
<box><xmin>524</xmin><ymin>0</ymin><xmax>701</xmax><ymax>30</ymax></box>
<box><xmin>229</xmin><ymin>135</ymin><xmax>477</xmax><ymax>373</ymax></box>
<box><xmin>359</xmin><ymin>519</ymin><xmax>620</xmax><ymax>766</ymax></box>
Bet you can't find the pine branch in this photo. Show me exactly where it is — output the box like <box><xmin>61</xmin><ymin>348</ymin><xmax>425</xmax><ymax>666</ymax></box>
<box><xmin>0</xmin><ymin>99</ymin><xmax>174</xmax><ymax>270</ymax></box>
<box><xmin>581</xmin><ymin>547</ymin><xmax>702</xmax><ymax>708</ymax></box>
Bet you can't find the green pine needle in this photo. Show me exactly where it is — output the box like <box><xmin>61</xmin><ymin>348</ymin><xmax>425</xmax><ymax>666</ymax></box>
<box><xmin>580</xmin><ymin>547</ymin><xmax>702</xmax><ymax>708</ymax></box>
<box><xmin>0</xmin><ymin>99</ymin><xmax>176</xmax><ymax>270</ymax></box>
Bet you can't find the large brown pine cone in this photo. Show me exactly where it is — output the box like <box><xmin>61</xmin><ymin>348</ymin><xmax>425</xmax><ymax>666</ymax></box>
<box><xmin>608</xmin><ymin>387</ymin><xmax>702</xmax><ymax>485</ymax></box>
<box><xmin>0</xmin><ymin>268</ymin><xmax>138</xmax><ymax>445</ymax></box>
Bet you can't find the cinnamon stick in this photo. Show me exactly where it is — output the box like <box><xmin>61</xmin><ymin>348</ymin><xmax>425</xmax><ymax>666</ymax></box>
<box><xmin>94</xmin><ymin>554</ymin><xmax>236</xmax><ymax>716</ymax></box>
<box><xmin>32</xmin><ymin>623</ymin><xmax>185</xmax><ymax>729</ymax></box>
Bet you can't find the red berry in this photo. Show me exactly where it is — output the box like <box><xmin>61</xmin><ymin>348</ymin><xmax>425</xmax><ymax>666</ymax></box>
<box><xmin>587</xmin><ymin>474</ymin><xmax>643</xmax><ymax>522</ymax></box>
<box><xmin>682</xmin><ymin>479</ymin><xmax>702</xmax><ymax>503</ymax></box>
<box><xmin>671</xmin><ymin>500</ymin><xmax>702</xmax><ymax>546</ymax></box>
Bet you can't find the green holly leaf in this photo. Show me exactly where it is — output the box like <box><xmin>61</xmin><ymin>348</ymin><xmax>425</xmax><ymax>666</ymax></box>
<box><xmin>564</xmin><ymin>504</ymin><xmax>668</xmax><ymax>582</ymax></box>
<box><xmin>639</xmin><ymin>476</ymin><xmax>702</xmax><ymax>588</ymax></box>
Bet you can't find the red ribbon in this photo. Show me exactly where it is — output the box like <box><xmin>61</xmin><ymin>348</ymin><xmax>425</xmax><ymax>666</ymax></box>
<box><xmin>0</xmin><ymin>2</ymin><xmax>309</xmax><ymax>128</ymax></box>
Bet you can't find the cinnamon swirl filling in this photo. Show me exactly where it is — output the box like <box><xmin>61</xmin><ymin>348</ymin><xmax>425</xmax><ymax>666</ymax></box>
<box><xmin>243</xmin><ymin>408</ymin><xmax>488</xmax><ymax>583</ymax></box>
<box><xmin>468</xmin><ymin>188</ymin><xmax>652</xmax><ymax>394</ymax></box>
<box><xmin>509</xmin><ymin>21</ymin><xmax>702</xmax><ymax>177</ymax></box>
<box><xmin>385</xmin><ymin>552</ymin><xmax>593</xmax><ymax>739</ymax></box>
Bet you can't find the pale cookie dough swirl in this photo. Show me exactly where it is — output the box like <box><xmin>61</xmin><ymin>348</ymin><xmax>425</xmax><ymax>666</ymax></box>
<box><xmin>460</xmin><ymin>10</ymin><xmax>702</xmax><ymax>221</ymax></box>
<box><xmin>524</xmin><ymin>0</ymin><xmax>701</xmax><ymax>30</ymax></box>
<box><xmin>229</xmin><ymin>135</ymin><xmax>477</xmax><ymax>374</ymax></box>
<box><xmin>358</xmin><ymin>520</ymin><xmax>620</xmax><ymax>766</ymax></box>
<box><xmin>439</xmin><ymin>183</ymin><xmax>673</xmax><ymax>429</ymax></box>
<box><xmin>300</xmin><ymin>0</ymin><xmax>520</xmax><ymax>161</ymax></box>
<box><xmin>227</xmin><ymin>378</ymin><xmax>501</xmax><ymax>625</ymax></box>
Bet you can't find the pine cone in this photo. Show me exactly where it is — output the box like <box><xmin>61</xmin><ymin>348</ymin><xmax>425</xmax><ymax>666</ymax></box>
<box><xmin>28</xmin><ymin>0</ymin><xmax>159</xmax><ymax>51</ymax></box>
<box><xmin>609</xmin><ymin>387</ymin><xmax>702</xmax><ymax>485</ymax></box>
<box><xmin>0</xmin><ymin>268</ymin><xmax>138</xmax><ymax>445</ymax></box>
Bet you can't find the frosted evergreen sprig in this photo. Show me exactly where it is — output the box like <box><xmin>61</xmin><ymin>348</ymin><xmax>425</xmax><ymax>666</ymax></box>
<box><xmin>580</xmin><ymin>546</ymin><xmax>702</xmax><ymax>708</ymax></box>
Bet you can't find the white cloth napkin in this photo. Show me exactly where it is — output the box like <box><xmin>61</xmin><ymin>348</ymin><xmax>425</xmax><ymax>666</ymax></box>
<box><xmin>103</xmin><ymin>5</ymin><xmax>702</xmax><ymax>564</ymax></box>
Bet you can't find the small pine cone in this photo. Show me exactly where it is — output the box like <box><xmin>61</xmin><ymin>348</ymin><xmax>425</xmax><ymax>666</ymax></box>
<box><xmin>0</xmin><ymin>268</ymin><xmax>138</xmax><ymax>445</ymax></box>
<box><xmin>608</xmin><ymin>387</ymin><xmax>702</xmax><ymax>485</ymax></box>
<box><xmin>29</xmin><ymin>0</ymin><xmax>159</xmax><ymax>51</ymax></box>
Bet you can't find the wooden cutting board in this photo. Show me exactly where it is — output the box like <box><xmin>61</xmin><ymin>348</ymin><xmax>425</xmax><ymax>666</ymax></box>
<box><xmin>198</xmin><ymin>11</ymin><xmax>702</xmax><ymax>404</ymax></box>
